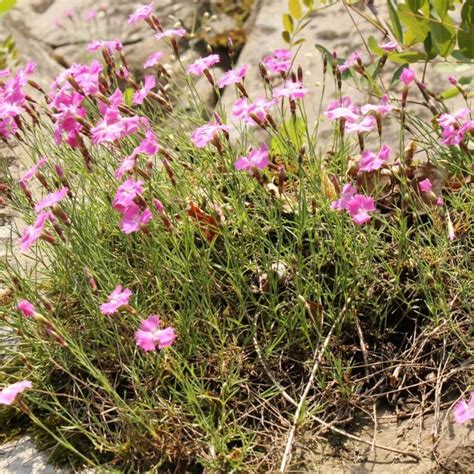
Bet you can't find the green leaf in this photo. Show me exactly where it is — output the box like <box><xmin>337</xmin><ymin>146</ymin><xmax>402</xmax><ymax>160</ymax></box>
<box><xmin>282</xmin><ymin>13</ymin><xmax>294</xmax><ymax>33</ymax></box>
<box><xmin>423</xmin><ymin>32</ymin><xmax>438</xmax><ymax>58</ymax></box>
<box><xmin>367</xmin><ymin>35</ymin><xmax>385</xmax><ymax>56</ymax></box>
<box><xmin>407</xmin><ymin>0</ymin><xmax>426</xmax><ymax>11</ymax></box>
<box><xmin>289</xmin><ymin>0</ymin><xmax>303</xmax><ymax>20</ymax></box>
<box><xmin>302</xmin><ymin>0</ymin><xmax>314</xmax><ymax>7</ymax></box>
<box><xmin>388</xmin><ymin>51</ymin><xmax>427</xmax><ymax>62</ymax></box>
<box><xmin>282</xmin><ymin>30</ymin><xmax>291</xmax><ymax>44</ymax></box>
<box><xmin>458</xmin><ymin>23</ymin><xmax>474</xmax><ymax>58</ymax></box>
<box><xmin>271</xmin><ymin>117</ymin><xmax>306</xmax><ymax>156</ymax></box>
<box><xmin>398</xmin><ymin>4</ymin><xmax>430</xmax><ymax>43</ymax></box>
<box><xmin>461</xmin><ymin>0</ymin><xmax>474</xmax><ymax>25</ymax></box>
<box><xmin>431</xmin><ymin>0</ymin><xmax>449</xmax><ymax>19</ymax></box>
<box><xmin>430</xmin><ymin>14</ymin><xmax>456</xmax><ymax>57</ymax></box>
<box><xmin>0</xmin><ymin>0</ymin><xmax>16</xmax><ymax>15</ymax></box>
<box><xmin>388</xmin><ymin>0</ymin><xmax>404</xmax><ymax>43</ymax></box>
<box><xmin>124</xmin><ymin>87</ymin><xmax>134</xmax><ymax>107</ymax></box>
<box><xmin>439</xmin><ymin>86</ymin><xmax>460</xmax><ymax>99</ymax></box>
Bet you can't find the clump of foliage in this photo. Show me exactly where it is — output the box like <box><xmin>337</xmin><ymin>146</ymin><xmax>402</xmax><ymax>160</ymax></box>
<box><xmin>0</xmin><ymin>0</ymin><xmax>472</xmax><ymax>471</ymax></box>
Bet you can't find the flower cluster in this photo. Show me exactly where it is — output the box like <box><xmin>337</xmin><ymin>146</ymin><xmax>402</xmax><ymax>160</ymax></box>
<box><xmin>437</xmin><ymin>108</ymin><xmax>474</xmax><ymax>146</ymax></box>
<box><xmin>332</xmin><ymin>184</ymin><xmax>376</xmax><ymax>225</ymax></box>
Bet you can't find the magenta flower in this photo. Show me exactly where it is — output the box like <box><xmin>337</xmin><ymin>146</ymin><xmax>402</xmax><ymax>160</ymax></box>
<box><xmin>273</xmin><ymin>80</ymin><xmax>308</xmax><ymax>100</ymax></box>
<box><xmin>400</xmin><ymin>67</ymin><xmax>415</xmax><ymax>86</ymax></box>
<box><xmin>18</xmin><ymin>299</ymin><xmax>36</xmax><ymax>318</ymax></box>
<box><xmin>235</xmin><ymin>144</ymin><xmax>269</xmax><ymax>172</ymax></box>
<box><xmin>136</xmin><ymin>130</ymin><xmax>160</xmax><ymax>155</ymax></box>
<box><xmin>339</xmin><ymin>50</ymin><xmax>362</xmax><ymax>72</ymax></box>
<box><xmin>345</xmin><ymin>115</ymin><xmax>376</xmax><ymax>134</ymax></box>
<box><xmin>0</xmin><ymin>69</ymin><xmax>10</xmax><ymax>78</ymax></box>
<box><xmin>113</xmin><ymin>179</ymin><xmax>144</xmax><ymax>212</ymax></box>
<box><xmin>0</xmin><ymin>380</ymin><xmax>33</xmax><ymax>405</ymax></box>
<box><xmin>379</xmin><ymin>40</ymin><xmax>397</xmax><ymax>52</ymax></box>
<box><xmin>438</xmin><ymin>109</ymin><xmax>470</xmax><ymax>129</ymax></box>
<box><xmin>35</xmin><ymin>187</ymin><xmax>69</xmax><ymax>212</ymax></box>
<box><xmin>262</xmin><ymin>49</ymin><xmax>292</xmax><ymax>74</ymax></box>
<box><xmin>154</xmin><ymin>28</ymin><xmax>186</xmax><ymax>40</ymax></box>
<box><xmin>191</xmin><ymin>122</ymin><xmax>230</xmax><ymax>148</ymax></box>
<box><xmin>100</xmin><ymin>285</ymin><xmax>132</xmax><ymax>315</ymax></box>
<box><xmin>135</xmin><ymin>315</ymin><xmax>176</xmax><ymax>351</ymax></box>
<box><xmin>217</xmin><ymin>64</ymin><xmax>249</xmax><ymax>88</ymax></box>
<box><xmin>87</xmin><ymin>40</ymin><xmax>122</xmax><ymax>53</ymax></box>
<box><xmin>91</xmin><ymin>107</ymin><xmax>140</xmax><ymax>144</ymax></box>
<box><xmin>128</xmin><ymin>2</ymin><xmax>153</xmax><ymax>25</ymax></box>
<box><xmin>346</xmin><ymin>195</ymin><xmax>376</xmax><ymax>225</ymax></box>
<box><xmin>115</xmin><ymin>154</ymin><xmax>136</xmax><ymax>180</ymax></box>
<box><xmin>448</xmin><ymin>75</ymin><xmax>458</xmax><ymax>86</ymax></box>
<box><xmin>359</xmin><ymin>144</ymin><xmax>391</xmax><ymax>172</ymax></box>
<box><xmin>120</xmin><ymin>204</ymin><xmax>153</xmax><ymax>234</ymax></box>
<box><xmin>153</xmin><ymin>198</ymin><xmax>164</xmax><ymax>213</ymax></box>
<box><xmin>19</xmin><ymin>158</ymin><xmax>48</xmax><ymax>186</ymax></box>
<box><xmin>186</xmin><ymin>54</ymin><xmax>220</xmax><ymax>76</ymax></box>
<box><xmin>232</xmin><ymin>96</ymin><xmax>276</xmax><ymax>126</ymax></box>
<box><xmin>453</xmin><ymin>392</ymin><xmax>474</xmax><ymax>424</ymax></box>
<box><xmin>324</xmin><ymin>96</ymin><xmax>359</xmax><ymax>122</ymax></box>
<box><xmin>68</xmin><ymin>60</ymin><xmax>103</xmax><ymax>96</ymax></box>
<box><xmin>360</xmin><ymin>95</ymin><xmax>392</xmax><ymax>117</ymax></box>
<box><xmin>20</xmin><ymin>212</ymin><xmax>51</xmax><ymax>253</ymax></box>
<box><xmin>331</xmin><ymin>183</ymin><xmax>356</xmax><ymax>211</ymax></box>
<box><xmin>133</xmin><ymin>75</ymin><xmax>156</xmax><ymax>105</ymax></box>
<box><xmin>419</xmin><ymin>178</ymin><xmax>432</xmax><ymax>193</ymax></box>
<box><xmin>144</xmin><ymin>51</ymin><xmax>163</xmax><ymax>69</ymax></box>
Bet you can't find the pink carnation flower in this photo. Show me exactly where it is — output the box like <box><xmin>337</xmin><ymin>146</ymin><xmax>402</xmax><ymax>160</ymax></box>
<box><xmin>345</xmin><ymin>115</ymin><xmax>376</xmax><ymax>134</ymax></box>
<box><xmin>331</xmin><ymin>183</ymin><xmax>356</xmax><ymax>211</ymax></box>
<box><xmin>87</xmin><ymin>40</ymin><xmax>122</xmax><ymax>53</ymax></box>
<box><xmin>262</xmin><ymin>49</ymin><xmax>292</xmax><ymax>74</ymax></box>
<box><xmin>135</xmin><ymin>314</ymin><xmax>176</xmax><ymax>351</ymax></box>
<box><xmin>34</xmin><ymin>187</ymin><xmax>69</xmax><ymax>212</ymax></box>
<box><xmin>359</xmin><ymin>144</ymin><xmax>391</xmax><ymax>172</ymax></box>
<box><xmin>0</xmin><ymin>380</ymin><xmax>33</xmax><ymax>405</ymax></box>
<box><xmin>154</xmin><ymin>28</ymin><xmax>186</xmax><ymax>40</ymax></box>
<box><xmin>346</xmin><ymin>194</ymin><xmax>376</xmax><ymax>225</ymax></box>
<box><xmin>136</xmin><ymin>130</ymin><xmax>160</xmax><ymax>155</ymax></box>
<box><xmin>217</xmin><ymin>64</ymin><xmax>249</xmax><ymax>88</ymax></box>
<box><xmin>128</xmin><ymin>3</ymin><xmax>153</xmax><ymax>25</ymax></box>
<box><xmin>235</xmin><ymin>144</ymin><xmax>269</xmax><ymax>172</ymax></box>
<box><xmin>144</xmin><ymin>51</ymin><xmax>163</xmax><ymax>69</ymax></box>
<box><xmin>20</xmin><ymin>212</ymin><xmax>51</xmax><ymax>253</ymax></box>
<box><xmin>100</xmin><ymin>285</ymin><xmax>132</xmax><ymax>315</ymax></box>
<box><xmin>133</xmin><ymin>75</ymin><xmax>156</xmax><ymax>105</ymax></box>
<box><xmin>115</xmin><ymin>154</ymin><xmax>137</xmax><ymax>180</ymax></box>
<box><xmin>191</xmin><ymin>122</ymin><xmax>230</xmax><ymax>148</ymax></box>
<box><xmin>419</xmin><ymin>178</ymin><xmax>432</xmax><ymax>193</ymax></box>
<box><xmin>379</xmin><ymin>40</ymin><xmax>398</xmax><ymax>52</ymax></box>
<box><xmin>0</xmin><ymin>69</ymin><xmax>10</xmax><ymax>78</ymax></box>
<box><xmin>19</xmin><ymin>158</ymin><xmax>48</xmax><ymax>186</ymax></box>
<box><xmin>91</xmin><ymin>107</ymin><xmax>140</xmax><ymax>144</ymax></box>
<box><xmin>360</xmin><ymin>95</ymin><xmax>392</xmax><ymax>116</ymax></box>
<box><xmin>273</xmin><ymin>80</ymin><xmax>308</xmax><ymax>100</ymax></box>
<box><xmin>453</xmin><ymin>392</ymin><xmax>474</xmax><ymax>424</ymax></box>
<box><xmin>324</xmin><ymin>96</ymin><xmax>359</xmax><ymax>122</ymax></box>
<box><xmin>113</xmin><ymin>179</ymin><xmax>144</xmax><ymax>212</ymax></box>
<box><xmin>400</xmin><ymin>67</ymin><xmax>415</xmax><ymax>86</ymax></box>
<box><xmin>339</xmin><ymin>50</ymin><xmax>362</xmax><ymax>72</ymax></box>
<box><xmin>120</xmin><ymin>204</ymin><xmax>152</xmax><ymax>234</ymax></box>
<box><xmin>232</xmin><ymin>96</ymin><xmax>276</xmax><ymax>126</ymax></box>
<box><xmin>186</xmin><ymin>54</ymin><xmax>220</xmax><ymax>76</ymax></box>
<box><xmin>18</xmin><ymin>299</ymin><xmax>36</xmax><ymax>318</ymax></box>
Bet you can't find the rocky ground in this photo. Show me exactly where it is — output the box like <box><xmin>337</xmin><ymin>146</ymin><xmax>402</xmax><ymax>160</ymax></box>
<box><xmin>0</xmin><ymin>0</ymin><xmax>472</xmax><ymax>472</ymax></box>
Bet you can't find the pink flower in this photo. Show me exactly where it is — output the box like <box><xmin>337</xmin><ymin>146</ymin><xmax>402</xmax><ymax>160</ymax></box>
<box><xmin>84</xmin><ymin>9</ymin><xmax>97</xmax><ymax>20</ymax></box>
<box><xmin>379</xmin><ymin>40</ymin><xmax>397</xmax><ymax>52</ymax></box>
<box><xmin>91</xmin><ymin>107</ymin><xmax>140</xmax><ymax>144</ymax></box>
<box><xmin>0</xmin><ymin>380</ymin><xmax>33</xmax><ymax>405</ymax></box>
<box><xmin>359</xmin><ymin>144</ymin><xmax>391</xmax><ymax>172</ymax></box>
<box><xmin>115</xmin><ymin>154</ymin><xmax>136</xmax><ymax>180</ymax></box>
<box><xmin>19</xmin><ymin>158</ymin><xmax>48</xmax><ymax>186</ymax></box>
<box><xmin>144</xmin><ymin>51</ymin><xmax>163</xmax><ymax>69</ymax></box>
<box><xmin>339</xmin><ymin>50</ymin><xmax>362</xmax><ymax>72</ymax></box>
<box><xmin>100</xmin><ymin>285</ymin><xmax>132</xmax><ymax>315</ymax></box>
<box><xmin>35</xmin><ymin>187</ymin><xmax>69</xmax><ymax>212</ymax></box>
<box><xmin>262</xmin><ymin>49</ymin><xmax>292</xmax><ymax>74</ymax></box>
<box><xmin>360</xmin><ymin>95</ymin><xmax>392</xmax><ymax>116</ymax></box>
<box><xmin>419</xmin><ymin>178</ymin><xmax>432</xmax><ymax>193</ymax></box>
<box><xmin>232</xmin><ymin>97</ymin><xmax>276</xmax><ymax>126</ymax></box>
<box><xmin>448</xmin><ymin>75</ymin><xmax>458</xmax><ymax>86</ymax></box>
<box><xmin>400</xmin><ymin>67</ymin><xmax>415</xmax><ymax>86</ymax></box>
<box><xmin>273</xmin><ymin>80</ymin><xmax>308</xmax><ymax>100</ymax></box>
<box><xmin>69</xmin><ymin>60</ymin><xmax>103</xmax><ymax>96</ymax></box>
<box><xmin>217</xmin><ymin>64</ymin><xmax>249</xmax><ymax>88</ymax></box>
<box><xmin>235</xmin><ymin>144</ymin><xmax>269</xmax><ymax>171</ymax></box>
<box><xmin>0</xmin><ymin>69</ymin><xmax>10</xmax><ymax>78</ymax></box>
<box><xmin>331</xmin><ymin>183</ymin><xmax>356</xmax><ymax>210</ymax></box>
<box><xmin>120</xmin><ymin>204</ymin><xmax>152</xmax><ymax>234</ymax></box>
<box><xmin>135</xmin><ymin>315</ymin><xmax>176</xmax><ymax>351</ymax></box>
<box><xmin>20</xmin><ymin>212</ymin><xmax>51</xmax><ymax>253</ymax></box>
<box><xmin>18</xmin><ymin>299</ymin><xmax>36</xmax><ymax>318</ymax></box>
<box><xmin>133</xmin><ymin>75</ymin><xmax>156</xmax><ymax>105</ymax></box>
<box><xmin>136</xmin><ymin>130</ymin><xmax>160</xmax><ymax>155</ymax></box>
<box><xmin>324</xmin><ymin>96</ymin><xmax>359</xmax><ymax>122</ymax></box>
<box><xmin>153</xmin><ymin>198</ymin><xmax>164</xmax><ymax>213</ymax></box>
<box><xmin>345</xmin><ymin>115</ymin><xmax>376</xmax><ymax>134</ymax></box>
<box><xmin>346</xmin><ymin>194</ymin><xmax>376</xmax><ymax>224</ymax></box>
<box><xmin>437</xmin><ymin>109</ymin><xmax>470</xmax><ymax>129</ymax></box>
<box><xmin>113</xmin><ymin>179</ymin><xmax>144</xmax><ymax>212</ymax></box>
<box><xmin>87</xmin><ymin>40</ymin><xmax>122</xmax><ymax>53</ymax></box>
<box><xmin>128</xmin><ymin>3</ymin><xmax>153</xmax><ymax>25</ymax></box>
<box><xmin>453</xmin><ymin>392</ymin><xmax>474</xmax><ymax>424</ymax></box>
<box><xmin>154</xmin><ymin>28</ymin><xmax>186</xmax><ymax>40</ymax></box>
<box><xmin>186</xmin><ymin>54</ymin><xmax>220</xmax><ymax>76</ymax></box>
<box><xmin>191</xmin><ymin>122</ymin><xmax>230</xmax><ymax>148</ymax></box>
